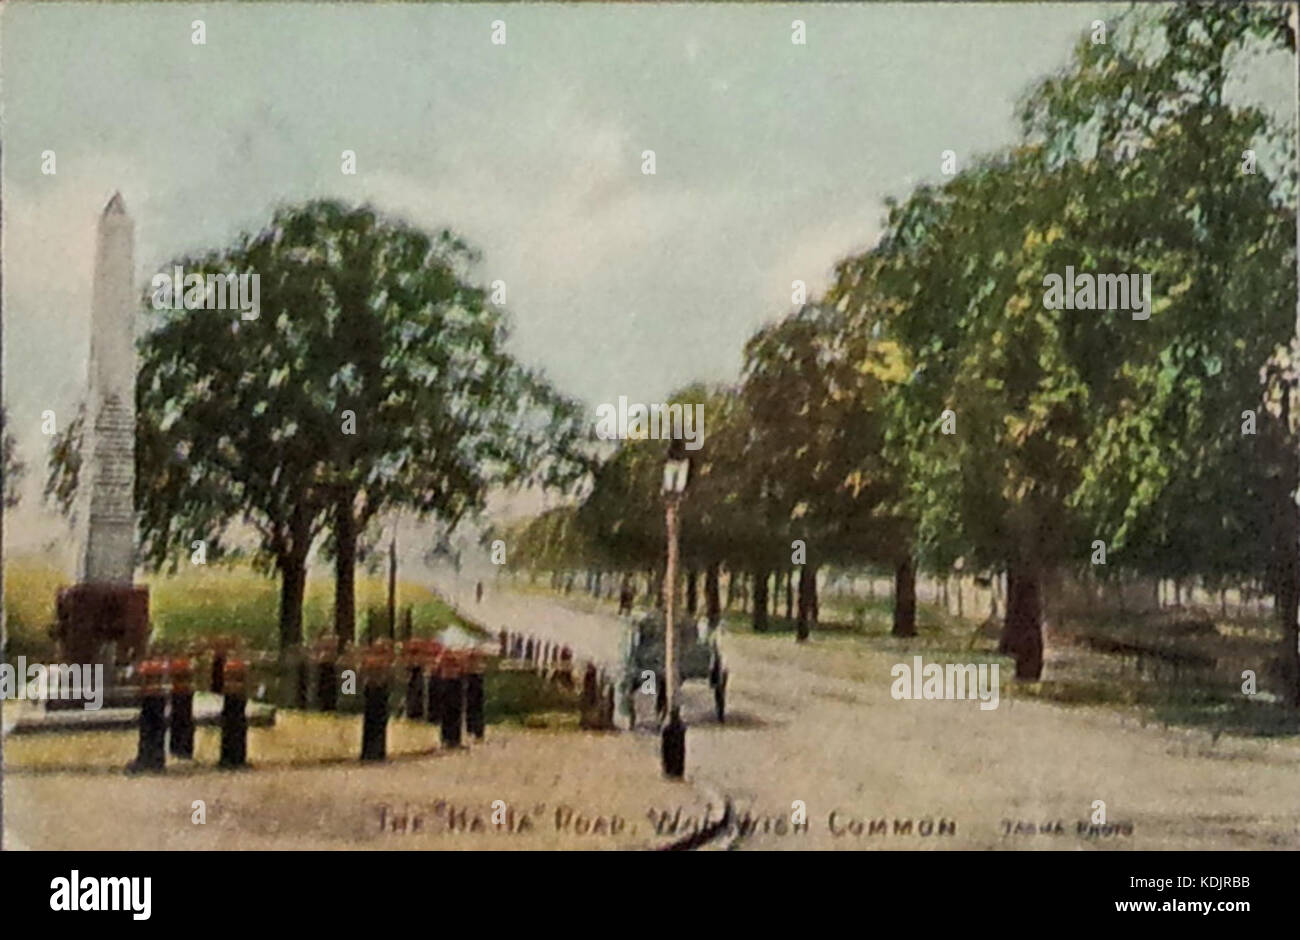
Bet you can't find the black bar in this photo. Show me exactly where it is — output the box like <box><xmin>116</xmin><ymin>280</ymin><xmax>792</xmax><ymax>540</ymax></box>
<box><xmin>129</xmin><ymin>694</ymin><xmax>167</xmax><ymax>773</ymax></box>
<box><xmin>465</xmin><ymin>672</ymin><xmax>485</xmax><ymax>739</ymax></box>
<box><xmin>219</xmin><ymin>693</ymin><xmax>248</xmax><ymax>768</ymax></box>
<box><xmin>168</xmin><ymin>689</ymin><xmax>194</xmax><ymax>759</ymax></box>
<box><xmin>361</xmin><ymin>680</ymin><xmax>389</xmax><ymax>761</ymax></box>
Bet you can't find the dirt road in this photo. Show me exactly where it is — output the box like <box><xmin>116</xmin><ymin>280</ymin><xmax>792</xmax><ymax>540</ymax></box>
<box><xmin>453</xmin><ymin>580</ymin><xmax>1300</xmax><ymax>850</ymax></box>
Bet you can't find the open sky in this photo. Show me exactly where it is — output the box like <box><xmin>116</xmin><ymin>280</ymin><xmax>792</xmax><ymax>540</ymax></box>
<box><xmin>3</xmin><ymin>2</ymin><xmax>1157</xmax><ymax>549</ymax></box>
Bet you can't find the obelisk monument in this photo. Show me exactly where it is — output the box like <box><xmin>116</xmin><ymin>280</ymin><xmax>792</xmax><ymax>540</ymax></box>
<box><xmin>55</xmin><ymin>194</ymin><xmax>149</xmax><ymax>676</ymax></box>
<box><xmin>79</xmin><ymin>192</ymin><xmax>137</xmax><ymax>583</ymax></box>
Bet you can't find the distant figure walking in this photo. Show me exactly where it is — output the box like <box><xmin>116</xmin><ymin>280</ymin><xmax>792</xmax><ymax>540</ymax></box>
<box><xmin>619</xmin><ymin>578</ymin><xmax>634</xmax><ymax>616</ymax></box>
<box><xmin>475</xmin><ymin>581</ymin><xmax>484</xmax><ymax>604</ymax></box>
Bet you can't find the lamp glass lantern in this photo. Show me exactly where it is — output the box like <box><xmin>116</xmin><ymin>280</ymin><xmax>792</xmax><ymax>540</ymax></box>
<box><xmin>662</xmin><ymin>458</ymin><xmax>690</xmax><ymax>495</ymax></box>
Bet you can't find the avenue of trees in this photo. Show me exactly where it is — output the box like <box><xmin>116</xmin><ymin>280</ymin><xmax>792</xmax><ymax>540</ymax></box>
<box><xmin>35</xmin><ymin>4</ymin><xmax>1300</xmax><ymax>709</ymax></box>
<box><xmin>502</xmin><ymin>4</ymin><xmax>1300</xmax><ymax>704</ymax></box>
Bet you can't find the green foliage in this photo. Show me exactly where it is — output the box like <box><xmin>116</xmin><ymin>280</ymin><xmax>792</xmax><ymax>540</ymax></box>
<box><xmin>45</xmin><ymin>199</ymin><xmax>591</xmax><ymax>648</ymax></box>
<box><xmin>1</xmin><ymin>406</ymin><xmax>23</xmax><ymax>509</ymax></box>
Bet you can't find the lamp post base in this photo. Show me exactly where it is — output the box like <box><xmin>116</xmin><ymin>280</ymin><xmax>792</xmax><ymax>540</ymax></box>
<box><xmin>661</xmin><ymin>707</ymin><xmax>686</xmax><ymax>778</ymax></box>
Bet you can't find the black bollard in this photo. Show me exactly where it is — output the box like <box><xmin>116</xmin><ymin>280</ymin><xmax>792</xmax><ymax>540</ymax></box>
<box><xmin>361</xmin><ymin>679</ymin><xmax>389</xmax><ymax>761</ymax></box>
<box><xmin>426</xmin><ymin>663</ymin><xmax>441</xmax><ymax>724</ymax></box>
<box><xmin>498</xmin><ymin>630</ymin><xmax>508</xmax><ymax>658</ymax></box>
<box><xmin>599</xmin><ymin>680</ymin><xmax>616</xmax><ymax>730</ymax></box>
<box><xmin>133</xmin><ymin>696</ymin><xmax>167</xmax><ymax>772</ymax></box>
<box><xmin>579</xmin><ymin>663</ymin><xmax>599</xmax><ymax>729</ymax></box>
<box><xmin>557</xmin><ymin>648</ymin><xmax>574</xmax><ymax>690</ymax></box>
<box><xmin>211</xmin><ymin>651</ymin><xmax>226</xmax><ymax>694</ymax></box>
<box><xmin>405</xmin><ymin>664</ymin><xmax>425</xmax><ymax>719</ymax></box>
<box><xmin>317</xmin><ymin>659</ymin><xmax>338</xmax><ymax>711</ymax></box>
<box><xmin>524</xmin><ymin>636</ymin><xmax>534</xmax><ymax>662</ymax></box>
<box><xmin>219</xmin><ymin>659</ymin><xmax>249</xmax><ymax>769</ymax></box>
<box><xmin>129</xmin><ymin>660</ymin><xmax>168</xmax><ymax>773</ymax></box>
<box><xmin>440</xmin><ymin>659</ymin><xmax>464</xmax><ymax>749</ymax></box>
<box><xmin>661</xmin><ymin>707</ymin><xmax>686</xmax><ymax>779</ymax></box>
<box><xmin>168</xmin><ymin>658</ymin><xmax>195</xmax><ymax>759</ymax></box>
<box><xmin>465</xmin><ymin>659</ymin><xmax>485</xmax><ymax>740</ymax></box>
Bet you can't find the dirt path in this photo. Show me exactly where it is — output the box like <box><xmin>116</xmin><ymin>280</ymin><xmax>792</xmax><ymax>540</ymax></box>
<box><xmin>445</xmin><ymin>580</ymin><xmax>1300</xmax><ymax>850</ymax></box>
<box><xmin>10</xmin><ymin>578</ymin><xmax>1298</xmax><ymax>851</ymax></box>
<box><xmin>3</xmin><ymin>718</ymin><xmax>716</xmax><ymax>851</ymax></box>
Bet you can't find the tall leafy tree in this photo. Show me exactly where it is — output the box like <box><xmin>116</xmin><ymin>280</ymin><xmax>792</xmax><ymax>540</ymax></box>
<box><xmin>48</xmin><ymin>200</ymin><xmax>589</xmax><ymax>650</ymax></box>
<box><xmin>1020</xmin><ymin>1</ymin><xmax>1299</xmax><ymax>698</ymax></box>
<box><xmin>740</xmin><ymin>304</ymin><xmax>909</xmax><ymax>639</ymax></box>
<box><xmin>260</xmin><ymin>202</ymin><xmax>588</xmax><ymax>642</ymax></box>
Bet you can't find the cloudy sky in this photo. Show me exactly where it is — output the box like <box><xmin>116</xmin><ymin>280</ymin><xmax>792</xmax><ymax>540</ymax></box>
<box><xmin>3</xmin><ymin>2</ymin><xmax>1139</xmax><ymax>549</ymax></box>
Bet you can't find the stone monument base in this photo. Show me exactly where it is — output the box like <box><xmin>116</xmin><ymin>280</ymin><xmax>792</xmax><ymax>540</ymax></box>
<box><xmin>54</xmin><ymin>582</ymin><xmax>150</xmax><ymax>668</ymax></box>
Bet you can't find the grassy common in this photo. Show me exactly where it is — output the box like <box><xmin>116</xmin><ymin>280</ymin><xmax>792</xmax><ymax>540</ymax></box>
<box><xmin>3</xmin><ymin>554</ymin><xmax>481</xmax><ymax>661</ymax></box>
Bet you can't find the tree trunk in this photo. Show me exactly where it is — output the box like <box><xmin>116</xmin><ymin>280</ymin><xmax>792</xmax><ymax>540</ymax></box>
<box><xmin>686</xmin><ymin>569</ymin><xmax>699</xmax><ymax>616</ymax></box>
<box><xmin>386</xmin><ymin>533</ymin><xmax>397</xmax><ymax>639</ymax></box>
<box><xmin>705</xmin><ymin>562</ymin><xmax>721</xmax><ymax>627</ymax></box>
<box><xmin>892</xmin><ymin>556</ymin><xmax>916</xmax><ymax>637</ymax></box>
<box><xmin>785</xmin><ymin>570</ymin><xmax>794</xmax><ymax>622</ymax></box>
<box><xmin>1273</xmin><ymin>432</ymin><xmax>1300</xmax><ymax>707</ymax></box>
<box><xmin>333</xmin><ymin>489</ymin><xmax>357</xmax><ymax>644</ymax></box>
<box><xmin>278</xmin><ymin>555</ymin><xmax>308</xmax><ymax>649</ymax></box>
<box><xmin>1282</xmin><ymin>565</ymin><xmax>1300</xmax><ymax>710</ymax></box>
<box><xmin>752</xmin><ymin>569</ymin><xmax>770</xmax><ymax>632</ymax></box>
<box><xmin>999</xmin><ymin>561</ymin><xmax>1044</xmax><ymax>680</ymax></box>
<box><xmin>796</xmin><ymin>565</ymin><xmax>817</xmax><ymax>642</ymax></box>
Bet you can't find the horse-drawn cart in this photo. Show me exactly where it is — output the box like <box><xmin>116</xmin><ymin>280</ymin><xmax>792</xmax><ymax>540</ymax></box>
<box><xmin>621</xmin><ymin>610</ymin><xmax>727</xmax><ymax>727</ymax></box>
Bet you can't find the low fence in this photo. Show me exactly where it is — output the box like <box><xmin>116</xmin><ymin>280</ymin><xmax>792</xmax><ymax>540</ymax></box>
<box><xmin>116</xmin><ymin>627</ymin><xmax>617</xmax><ymax>774</ymax></box>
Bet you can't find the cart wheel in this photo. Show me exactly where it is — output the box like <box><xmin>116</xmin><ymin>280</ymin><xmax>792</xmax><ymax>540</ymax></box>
<box><xmin>715</xmin><ymin>671</ymin><xmax>728</xmax><ymax>723</ymax></box>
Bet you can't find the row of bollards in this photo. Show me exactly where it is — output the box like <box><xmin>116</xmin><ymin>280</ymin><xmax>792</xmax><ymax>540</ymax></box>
<box><xmin>497</xmin><ymin>629</ymin><xmax>615</xmax><ymax>730</ymax></box>
<box><xmin>128</xmin><ymin>638</ymin><xmax>490</xmax><ymax>774</ymax></box>
<box><xmin>128</xmin><ymin>654</ymin><xmax>247</xmax><ymax>774</ymax></box>
<box><xmin>357</xmin><ymin>641</ymin><xmax>486</xmax><ymax>763</ymax></box>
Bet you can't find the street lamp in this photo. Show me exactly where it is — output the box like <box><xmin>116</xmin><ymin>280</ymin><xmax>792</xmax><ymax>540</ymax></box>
<box><xmin>661</xmin><ymin>438</ymin><xmax>690</xmax><ymax>778</ymax></box>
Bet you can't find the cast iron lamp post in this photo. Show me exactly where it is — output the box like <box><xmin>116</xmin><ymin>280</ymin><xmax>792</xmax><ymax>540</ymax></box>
<box><xmin>661</xmin><ymin>439</ymin><xmax>690</xmax><ymax>778</ymax></box>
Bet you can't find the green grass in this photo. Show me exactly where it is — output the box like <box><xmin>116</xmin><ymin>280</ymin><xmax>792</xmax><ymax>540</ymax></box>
<box><xmin>3</xmin><ymin>558</ymin><xmax>67</xmax><ymax>660</ymax></box>
<box><xmin>483</xmin><ymin>666</ymin><xmax>582</xmax><ymax>729</ymax></box>
<box><xmin>3</xmin><ymin>554</ymin><xmax>485</xmax><ymax>662</ymax></box>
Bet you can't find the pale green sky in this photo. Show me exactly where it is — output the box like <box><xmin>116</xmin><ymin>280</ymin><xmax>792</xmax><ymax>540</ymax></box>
<box><xmin>8</xmin><ymin>1</ymin><xmax>1287</xmax><ymax>548</ymax></box>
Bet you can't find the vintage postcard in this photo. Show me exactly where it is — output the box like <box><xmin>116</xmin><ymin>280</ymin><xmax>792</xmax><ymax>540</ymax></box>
<box><xmin>2</xmin><ymin>0</ymin><xmax>1298</xmax><ymax>895</ymax></box>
